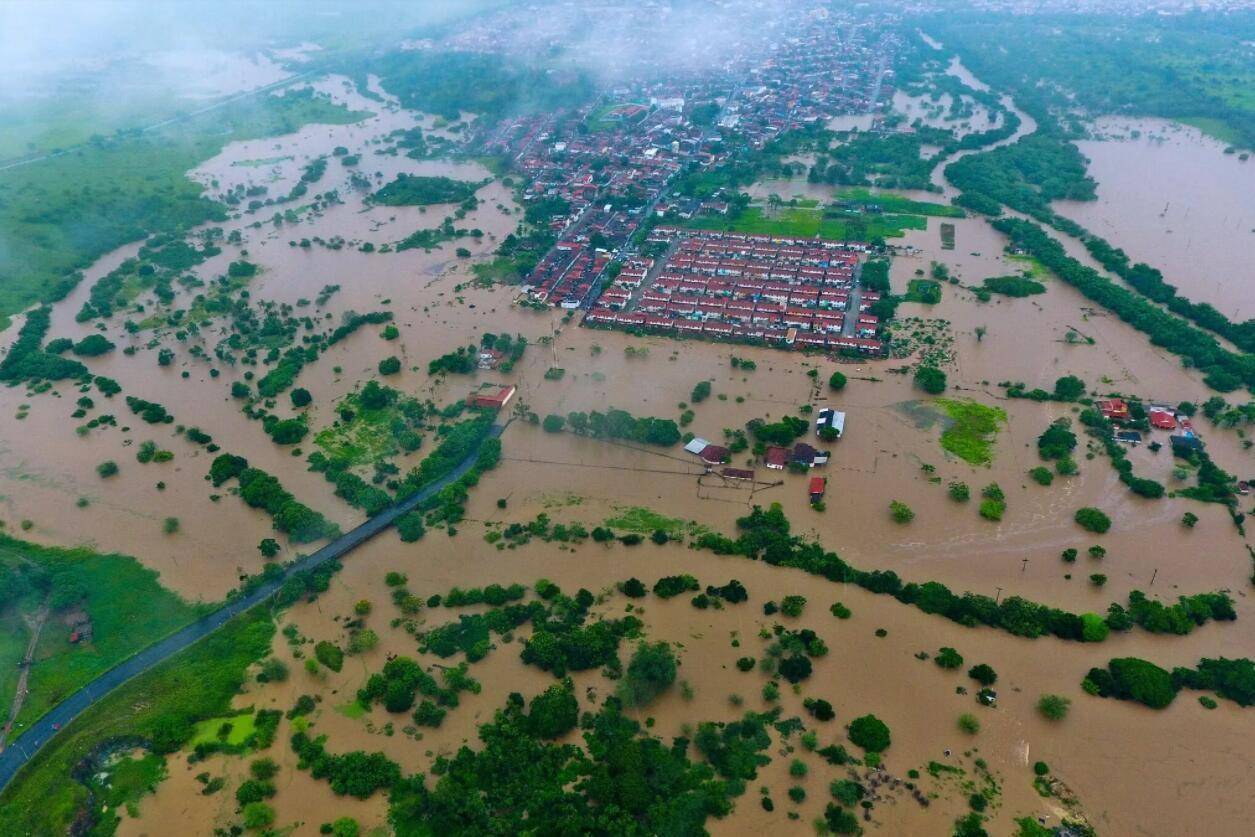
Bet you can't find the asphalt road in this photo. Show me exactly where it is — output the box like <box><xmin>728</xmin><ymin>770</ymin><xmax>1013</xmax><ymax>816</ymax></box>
<box><xmin>0</xmin><ymin>423</ymin><xmax>503</xmax><ymax>793</ymax></box>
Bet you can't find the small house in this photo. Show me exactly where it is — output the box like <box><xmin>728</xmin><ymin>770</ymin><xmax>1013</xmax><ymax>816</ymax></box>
<box><xmin>1170</xmin><ymin>434</ymin><xmax>1205</xmax><ymax>456</ymax></box>
<box><xmin>808</xmin><ymin>476</ymin><xmax>826</xmax><ymax>502</ymax></box>
<box><xmin>467</xmin><ymin>384</ymin><xmax>516</xmax><ymax>411</ymax></box>
<box><xmin>764</xmin><ymin>446</ymin><xmax>789</xmax><ymax>470</ymax></box>
<box><xmin>1148</xmin><ymin>408</ymin><xmax>1177</xmax><ymax>431</ymax></box>
<box><xmin>1098</xmin><ymin>399</ymin><xmax>1130</xmax><ymax>423</ymax></box>
<box><xmin>815</xmin><ymin>407</ymin><xmax>845</xmax><ymax>440</ymax></box>
<box><xmin>792</xmin><ymin>443</ymin><xmax>830</xmax><ymax>467</ymax></box>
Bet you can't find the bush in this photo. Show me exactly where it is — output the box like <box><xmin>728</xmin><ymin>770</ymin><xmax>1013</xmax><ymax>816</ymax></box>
<box><xmin>618</xmin><ymin>642</ymin><xmax>677</xmax><ymax>706</ymax></box>
<box><xmin>396</xmin><ymin>512</ymin><xmax>426</xmax><ymax>543</ymax></box>
<box><xmin>847</xmin><ymin>714</ymin><xmax>891</xmax><ymax>752</ymax></box>
<box><xmin>780</xmin><ymin>595</ymin><xmax>806</xmax><ymax>618</ymax></box>
<box><xmin>542</xmin><ymin>414</ymin><xmax>566</xmax><ymax>433</ymax></box>
<box><xmin>1084</xmin><ymin>657</ymin><xmax>1177</xmax><ymax>709</ymax></box>
<box><xmin>829</xmin><ymin>371</ymin><xmax>847</xmax><ymax>391</ymax></box>
<box><xmin>978</xmin><ymin>499</ymin><xmax>1005</xmax><ymax>521</ymax></box>
<box><xmin>914</xmin><ymin>365</ymin><xmax>947</xmax><ymax>394</ymax></box>
<box><xmin>948</xmin><ymin>481</ymin><xmax>970</xmax><ymax>502</ymax></box>
<box><xmin>1074</xmin><ymin>507</ymin><xmax>1112</xmax><ymax>534</ymax></box>
<box><xmin>968</xmin><ymin>664</ymin><xmax>997</xmax><ymax>686</ymax></box>
<box><xmin>315</xmin><ymin>641</ymin><xmax>344</xmax><ymax>673</ymax></box>
<box><xmin>378</xmin><ymin>356</ymin><xmax>401</xmax><ymax>375</ymax></box>
<box><xmin>1037</xmin><ymin>694</ymin><xmax>1071</xmax><ymax>721</ymax></box>
<box><xmin>242</xmin><ymin>802</ymin><xmax>276</xmax><ymax>829</ymax></box>
<box><xmin>935</xmin><ymin>647</ymin><xmax>964</xmax><ymax>669</ymax></box>
<box><xmin>890</xmin><ymin>500</ymin><xmax>914</xmax><ymax>523</ymax></box>
<box><xmin>829</xmin><ymin>602</ymin><xmax>852</xmax><ymax>619</ymax></box>
<box><xmin>96</xmin><ymin>460</ymin><xmax>119</xmax><ymax>478</ymax></box>
<box><xmin>1028</xmin><ymin>466</ymin><xmax>1054</xmax><ymax>486</ymax></box>
<box><xmin>957</xmin><ymin>713</ymin><xmax>980</xmax><ymax>734</ymax></box>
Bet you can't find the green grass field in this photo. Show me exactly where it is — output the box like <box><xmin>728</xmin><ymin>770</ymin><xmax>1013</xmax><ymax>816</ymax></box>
<box><xmin>687</xmin><ymin>204</ymin><xmax>931</xmax><ymax>242</ymax></box>
<box><xmin>0</xmin><ymin>537</ymin><xmax>210</xmax><ymax>735</ymax></box>
<box><xmin>936</xmin><ymin>399</ymin><xmax>1007</xmax><ymax>467</ymax></box>
<box><xmin>0</xmin><ymin>87</ymin><xmax>368</xmax><ymax>330</ymax></box>
<box><xmin>0</xmin><ymin>608</ymin><xmax>274</xmax><ymax>836</ymax></box>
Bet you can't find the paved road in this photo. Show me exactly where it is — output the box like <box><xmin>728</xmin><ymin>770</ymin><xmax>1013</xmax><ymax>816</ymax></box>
<box><xmin>0</xmin><ymin>423</ymin><xmax>503</xmax><ymax>793</ymax></box>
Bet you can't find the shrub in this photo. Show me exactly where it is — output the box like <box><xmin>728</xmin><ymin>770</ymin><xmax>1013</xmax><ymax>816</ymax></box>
<box><xmin>1074</xmin><ymin>507</ymin><xmax>1112</xmax><ymax>534</ymax></box>
<box><xmin>889</xmin><ymin>500</ymin><xmax>914</xmax><ymax>524</ymax></box>
<box><xmin>618</xmin><ymin>642</ymin><xmax>677</xmax><ymax>706</ymax></box>
<box><xmin>789</xmin><ymin>758</ymin><xmax>808</xmax><ymax>778</ymax></box>
<box><xmin>1037</xmin><ymin>694</ymin><xmax>1071</xmax><ymax>721</ymax></box>
<box><xmin>1028</xmin><ymin>466</ymin><xmax>1054</xmax><ymax>486</ymax></box>
<box><xmin>828</xmin><ymin>371</ymin><xmax>847</xmax><ymax>391</ymax></box>
<box><xmin>914</xmin><ymin>365</ymin><xmax>947</xmax><ymax>394</ymax></box>
<box><xmin>315</xmin><ymin>641</ymin><xmax>344</xmax><ymax>672</ymax></box>
<box><xmin>829</xmin><ymin>602</ymin><xmax>852</xmax><ymax>619</ymax></box>
<box><xmin>378</xmin><ymin>356</ymin><xmax>401</xmax><ymax>375</ymax></box>
<box><xmin>979</xmin><ymin>499</ymin><xmax>1005</xmax><ymax>521</ymax></box>
<box><xmin>968</xmin><ymin>664</ymin><xmax>997</xmax><ymax>686</ymax></box>
<box><xmin>948</xmin><ymin>481</ymin><xmax>970</xmax><ymax>502</ymax></box>
<box><xmin>242</xmin><ymin>802</ymin><xmax>276</xmax><ymax>829</ymax></box>
<box><xmin>780</xmin><ymin>595</ymin><xmax>806</xmax><ymax>618</ymax></box>
<box><xmin>847</xmin><ymin>714</ymin><xmax>891</xmax><ymax>752</ymax></box>
<box><xmin>96</xmin><ymin>460</ymin><xmax>119</xmax><ymax>478</ymax></box>
<box><xmin>803</xmin><ymin>697</ymin><xmax>835</xmax><ymax>721</ymax></box>
<box><xmin>958</xmin><ymin>713</ymin><xmax>980</xmax><ymax>734</ymax></box>
<box><xmin>1181</xmin><ymin>512</ymin><xmax>1199</xmax><ymax>528</ymax></box>
<box><xmin>396</xmin><ymin>512</ymin><xmax>426</xmax><ymax>543</ymax></box>
<box><xmin>542</xmin><ymin>414</ymin><xmax>566</xmax><ymax>433</ymax></box>
<box><xmin>935</xmin><ymin>647</ymin><xmax>964</xmax><ymax>669</ymax></box>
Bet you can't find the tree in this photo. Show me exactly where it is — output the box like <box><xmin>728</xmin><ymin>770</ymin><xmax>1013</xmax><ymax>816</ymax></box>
<box><xmin>72</xmin><ymin>334</ymin><xmax>115</xmax><ymax>357</ymax></box>
<box><xmin>291</xmin><ymin>388</ymin><xmax>312</xmax><ymax>407</ymax></box>
<box><xmin>935</xmin><ymin>647</ymin><xmax>964</xmax><ymax>669</ymax></box>
<box><xmin>890</xmin><ymin>500</ymin><xmax>914</xmax><ymax>524</ymax></box>
<box><xmin>242</xmin><ymin>802</ymin><xmax>276</xmax><ymax>829</ymax></box>
<box><xmin>914</xmin><ymin>365</ymin><xmax>947</xmax><ymax>394</ymax></box>
<box><xmin>258</xmin><ymin>538</ymin><xmax>280</xmax><ymax>558</ymax></box>
<box><xmin>691</xmin><ymin>380</ymin><xmax>712</xmax><ymax>403</ymax></box>
<box><xmin>1053</xmin><ymin>375</ymin><xmax>1086</xmax><ymax>401</ymax></box>
<box><xmin>847</xmin><ymin>714</ymin><xmax>891</xmax><ymax>752</ymax></box>
<box><xmin>828</xmin><ymin>371</ymin><xmax>847</xmax><ymax>391</ymax></box>
<box><xmin>778</xmin><ymin>654</ymin><xmax>813</xmax><ymax>684</ymax></box>
<box><xmin>619</xmin><ymin>642</ymin><xmax>677</xmax><ymax>706</ymax></box>
<box><xmin>396</xmin><ymin>511</ymin><xmax>426</xmax><ymax>543</ymax></box>
<box><xmin>542</xmin><ymin>414</ymin><xmax>566</xmax><ymax>433</ymax></box>
<box><xmin>1074</xmin><ymin>507</ymin><xmax>1112</xmax><ymax>534</ymax></box>
<box><xmin>97</xmin><ymin>460</ymin><xmax>119</xmax><ymax>478</ymax></box>
<box><xmin>378</xmin><ymin>356</ymin><xmax>401</xmax><ymax>375</ymax></box>
<box><xmin>968</xmin><ymin>664</ymin><xmax>997</xmax><ymax>686</ymax></box>
<box><xmin>1037</xmin><ymin>694</ymin><xmax>1071</xmax><ymax>721</ymax></box>
<box><xmin>528</xmin><ymin>681</ymin><xmax>579</xmax><ymax>738</ymax></box>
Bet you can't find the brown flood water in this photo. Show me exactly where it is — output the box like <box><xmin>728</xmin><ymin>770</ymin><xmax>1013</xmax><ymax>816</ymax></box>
<box><xmin>5</xmin><ymin>57</ymin><xmax>1254</xmax><ymax>837</ymax></box>
<box><xmin>1054</xmin><ymin>116</ymin><xmax>1255</xmax><ymax>320</ymax></box>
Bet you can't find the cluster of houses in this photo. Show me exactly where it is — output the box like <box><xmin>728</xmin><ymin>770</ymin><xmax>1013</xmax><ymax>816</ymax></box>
<box><xmin>1098</xmin><ymin>398</ymin><xmax>1205</xmax><ymax>455</ymax></box>
<box><xmin>464</xmin><ymin>3</ymin><xmax>894</xmax><ymax>315</ymax></box>
<box><xmin>586</xmin><ymin>229</ymin><xmax>886</xmax><ymax>354</ymax></box>
<box><xmin>686</xmin><ymin>406</ymin><xmax>846</xmax><ymax>503</ymax></box>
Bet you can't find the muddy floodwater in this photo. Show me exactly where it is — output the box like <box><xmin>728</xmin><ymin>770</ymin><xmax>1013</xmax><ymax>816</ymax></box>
<box><xmin>4</xmin><ymin>60</ymin><xmax>1255</xmax><ymax>837</ymax></box>
<box><xmin>1054</xmin><ymin>116</ymin><xmax>1255</xmax><ymax>320</ymax></box>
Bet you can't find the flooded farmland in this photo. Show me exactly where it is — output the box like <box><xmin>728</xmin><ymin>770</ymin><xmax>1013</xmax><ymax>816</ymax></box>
<box><xmin>3</xmin><ymin>27</ymin><xmax>1254</xmax><ymax>837</ymax></box>
<box><xmin>1054</xmin><ymin>116</ymin><xmax>1255</xmax><ymax>320</ymax></box>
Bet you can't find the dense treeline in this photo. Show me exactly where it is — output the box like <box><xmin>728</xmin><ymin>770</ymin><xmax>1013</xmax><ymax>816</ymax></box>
<box><xmin>210</xmin><ymin>454</ymin><xmax>339</xmax><ymax>543</ymax></box>
<box><xmin>993</xmin><ymin>218</ymin><xmax>1255</xmax><ymax>391</ymax></box>
<box><xmin>384</xmin><ymin>693</ymin><xmax>773</xmax><ymax>833</ymax></box>
<box><xmin>1085</xmin><ymin>655</ymin><xmax>1255</xmax><ymax>709</ymax></box>
<box><xmin>254</xmin><ymin>311</ymin><xmax>391</xmax><ymax>398</ymax></box>
<box><xmin>371</xmin><ymin>175</ymin><xmax>483</xmax><ymax>207</ymax></box>
<box><xmin>369</xmin><ymin>50</ymin><xmax>596</xmax><ymax>122</ymax></box>
<box><xmin>692</xmin><ymin>504</ymin><xmax>1234</xmax><ymax>643</ymax></box>
<box><xmin>929</xmin><ymin>13</ymin><xmax>1255</xmax><ymax>149</ymax></box>
<box><xmin>0</xmin><ymin>307</ymin><xmax>88</xmax><ymax>382</ymax></box>
<box><xmin>552</xmin><ymin>408</ymin><xmax>681</xmax><ymax>447</ymax></box>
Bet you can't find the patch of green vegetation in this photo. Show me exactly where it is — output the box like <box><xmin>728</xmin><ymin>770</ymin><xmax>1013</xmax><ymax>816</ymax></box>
<box><xmin>686</xmin><ymin>202</ymin><xmax>929</xmax><ymax>242</ymax></box>
<box><xmin>906</xmin><ymin>279</ymin><xmax>942</xmax><ymax>305</ymax></box>
<box><xmin>189</xmin><ymin>711</ymin><xmax>258</xmax><ymax>749</ymax></box>
<box><xmin>0</xmin><ymin>87</ymin><xmax>368</xmax><ymax>330</ymax></box>
<box><xmin>936</xmin><ymin>399</ymin><xmax>1007</xmax><ymax>466</ymax></box>
<box><xmin>603</xmin><ymin>506</ymin><xmax>708</xmax><ymax>539</ymax></box>
<box><xmin>0</xmin><ymin>608</ymin><xmax>274</xmax><ymax>835</ymax></box>
<box><xmin>371</xmin><ymin>174</ymin><xmax>484</xmax><ymax>206</ymax></box>
<box><xmin>0</xmin><ymin>536</ymin><xmax>210</xmax><ymax>732</ymax></box>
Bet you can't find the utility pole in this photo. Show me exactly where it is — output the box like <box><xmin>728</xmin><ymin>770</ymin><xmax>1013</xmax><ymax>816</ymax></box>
<box><xmin>994</xmin><ymin>586</ymin><xmax>1003</xmax><ymax>605</ymax></box>
<box><xmin>1150</xmin><ymin>568</ymin><xmax>1158</xmax><ymax>586</ymax></box>
<box><xmin>1021</xmin><ymin>557</ymin><xmax>1028</xmax><ymax>574</ymax></box>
